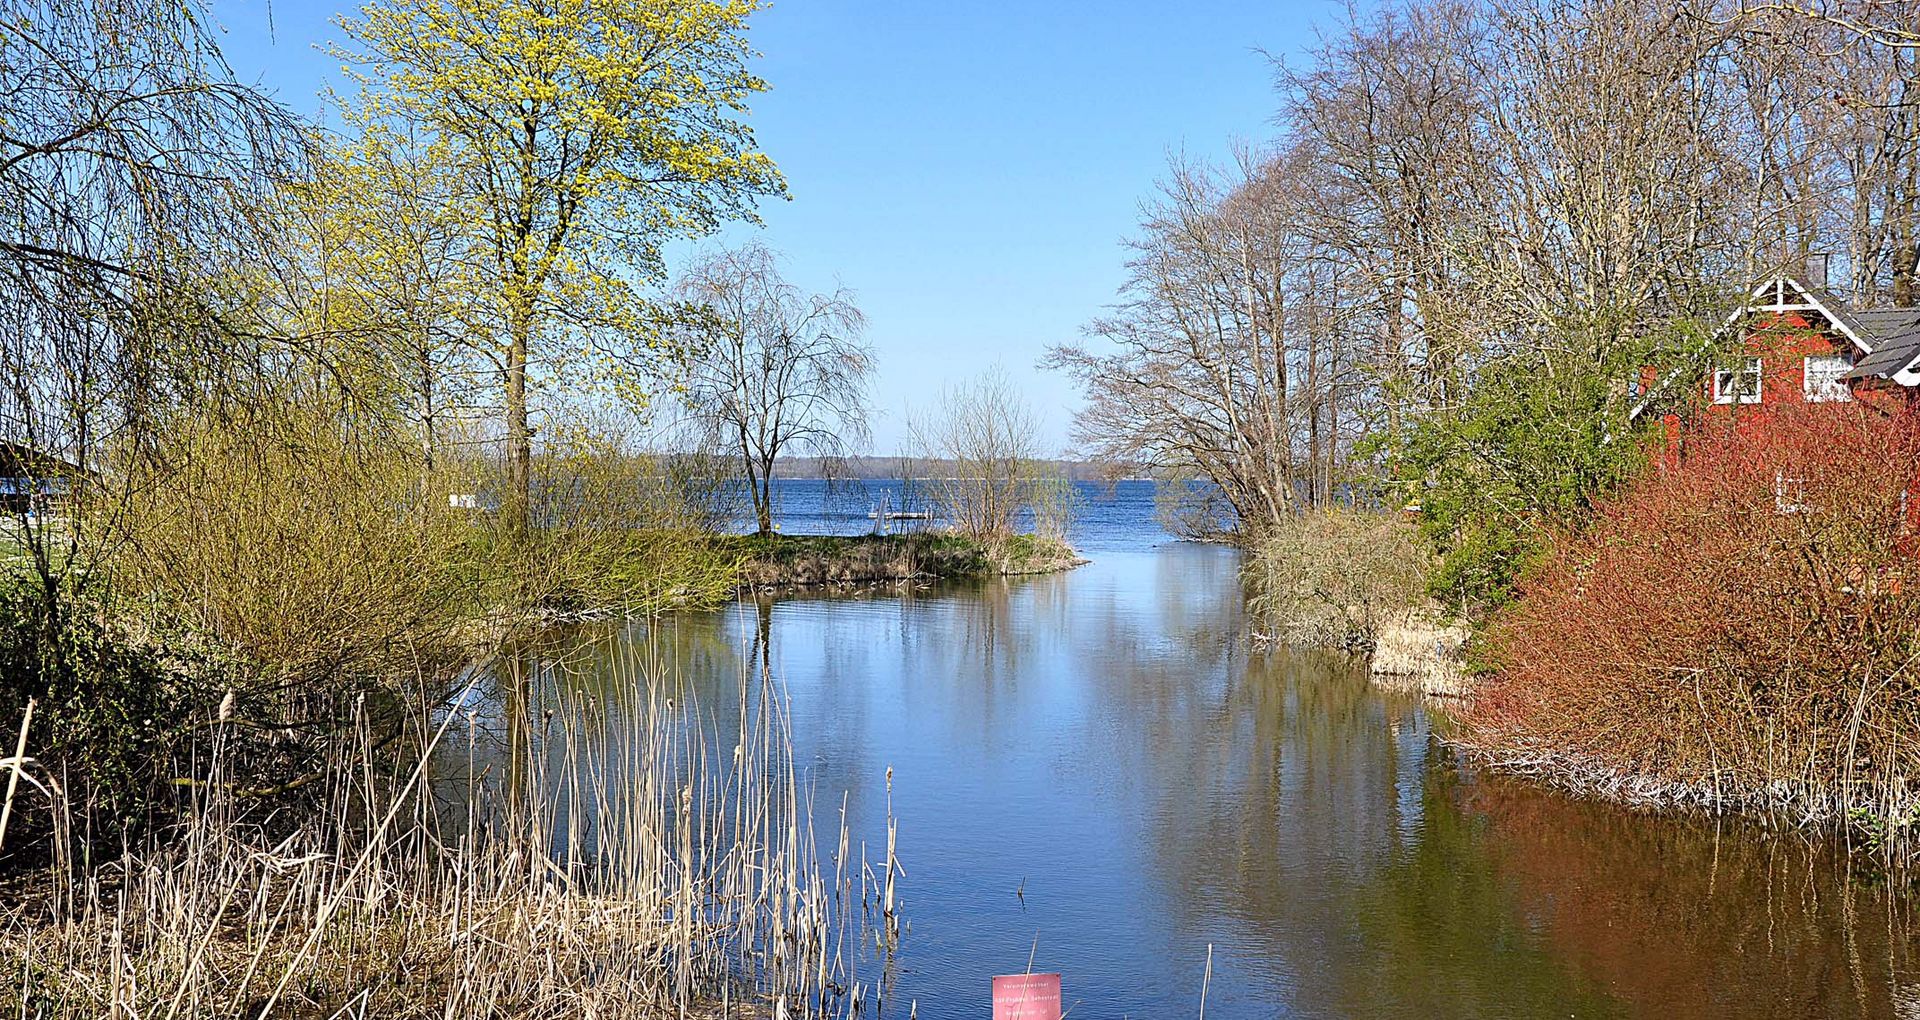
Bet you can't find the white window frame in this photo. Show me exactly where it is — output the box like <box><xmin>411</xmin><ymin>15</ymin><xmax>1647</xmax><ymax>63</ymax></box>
<box><xmin>1774</xmin><ymin>470</ymin><xmax>1807</xmax><ymax>514</ymax></box>
<box><xmin>1713</xmin><ymin>357</ymin><xmax>1763</xmax><ymax>405</ymax></box>
<box><xmin>1803</xmin><ymin>354</ymin><xmax>1853</xmax><ymax>403</ymax></box>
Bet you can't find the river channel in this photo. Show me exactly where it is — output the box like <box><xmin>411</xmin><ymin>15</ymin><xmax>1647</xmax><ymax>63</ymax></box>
<box><xmin>484</xmin><ymin>481</ymin><xmax>1920</xmax><ymax>1018</ymax></box>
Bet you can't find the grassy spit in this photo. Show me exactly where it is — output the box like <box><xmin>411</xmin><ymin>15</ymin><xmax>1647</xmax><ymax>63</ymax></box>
<box><xmin>723</xmin><ymin>533</ymin><xmax>1084</xmax><ymax>590</ymax></box>
<box><xmin>0</xmin><ymin>648</ymin><xmax>902</xmax><ymax>1019</ymax></box>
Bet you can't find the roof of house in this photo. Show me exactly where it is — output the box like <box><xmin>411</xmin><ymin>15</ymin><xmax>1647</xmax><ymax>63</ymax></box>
<box><xmin>1744</xmin><ymin>277</ymin><xmax>1920</xmax><ymax>382</ymax></box>
<box><xmin>1843</xmin><ymin>305</ymin><xmax>1920</xmax><ymax>380</ymax></box>
<box><xmin>0</xmin><ymin>441</ymin><xmax>86</xmax><ymax>479</ymax></box>
<box><xmin>1805</xmin><ymin>287</ymin><xmax>1878</xmax><ymax>350</ymax></box>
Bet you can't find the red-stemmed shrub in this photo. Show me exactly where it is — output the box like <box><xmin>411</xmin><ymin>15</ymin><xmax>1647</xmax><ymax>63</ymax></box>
<box><xmin>1470</xmin><ymin>401</ymin><xmax>1920</xmax><ymax>857</ymax></box>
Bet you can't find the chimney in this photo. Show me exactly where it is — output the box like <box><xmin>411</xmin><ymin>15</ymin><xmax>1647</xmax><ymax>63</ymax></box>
<box><xmin>1803</xmin><ymin>252</ymin><xmax>1830</xmax><ymax>291</ymax></box>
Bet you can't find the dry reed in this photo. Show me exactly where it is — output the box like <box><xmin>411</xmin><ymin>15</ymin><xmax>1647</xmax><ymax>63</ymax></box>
<box><xmin>1</xmin><ymin>638</ymin><xmax>897</xmax><ymax>1018</ymax></box>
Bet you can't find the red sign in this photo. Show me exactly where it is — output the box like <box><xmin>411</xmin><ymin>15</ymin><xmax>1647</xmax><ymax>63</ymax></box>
<box><xmin>992</xmin><ymin>973</ymin><xmax>1062</xmax><ymax>1020</ymax></box>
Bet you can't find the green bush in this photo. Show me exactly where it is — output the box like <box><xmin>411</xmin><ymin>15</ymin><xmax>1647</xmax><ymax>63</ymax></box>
<box><xmin>0</xmin><ymin>576</ymin><xmax>235</xmax><ymax>828</ymax></box>
<box><xmin>510</xmin><ymin>424</ymin><xmax>744</xmax><ymax>614</ymax></box>
<box><xmin>110</xmin><ymin>403</ymin><xmax>478</xmax><ymax>688</ymax></box>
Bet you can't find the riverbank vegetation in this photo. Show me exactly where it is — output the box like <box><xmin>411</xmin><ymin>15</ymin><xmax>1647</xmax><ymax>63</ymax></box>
<box><xmin>1058</xmin><ymin>0</ymin><xmax>1920</xmax><ymax>857</ymax></box>
<box><xmin>0</xmin><ymin>0</ymin><xmax>928</xmax><ymax>1011</ymax></box>
<box><xmin>1243</xmin><ymin>509</ymin><xmax>1466</xmax><ymax>694</ymax></box>
<box><xmin>1244</xmin><ymin>510</ymin><xmax>1428</xmax><ymax>653</ymax></box>
<box><xmin>4</xmin><ymin>649</ymin><xmax>892</xmax><ymax>1018</ymax></box>
<box><xmin>729</xmin><ymin>532</ymin><xmax>1083</xmax><ymax>589</ymax></box>
<box><xmin>1470</xmin><ymin>404</ymin><xmax>1920</xmax><ymax>860</ymax></box>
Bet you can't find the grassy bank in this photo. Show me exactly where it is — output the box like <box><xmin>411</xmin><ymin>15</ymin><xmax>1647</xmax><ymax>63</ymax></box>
<box><xmin>723</xmin><ymin>532</ymin><xmax>1085</xmax><ymax>589</ymax></box>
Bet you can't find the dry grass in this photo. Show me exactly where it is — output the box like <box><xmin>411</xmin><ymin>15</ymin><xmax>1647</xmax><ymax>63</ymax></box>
<box><xmin>0</xmin><ymin>645</ymin><xmax>899</xmax><ymax>1018</ymax></box>
<box><xmin>1368</xmin><ymin>611</ymin><xmax>1471</xmax><ymax>698</ymax></box>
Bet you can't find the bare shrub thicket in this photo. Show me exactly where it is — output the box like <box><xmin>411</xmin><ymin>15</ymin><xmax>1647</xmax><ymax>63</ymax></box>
<box><xmin>1244</xmin><ymin>510</ymin><xmax>1432</xmax><ymax>651</ymax></box>
<box><xmin>913</xmin><ymin>370</ymin><xmax>1076</xmax><ymax>544</ymax></box>
<box><xmin>1471</xmin><ymin>403</ymin><xmax>1920</xmax><ymax>861</ymax></box>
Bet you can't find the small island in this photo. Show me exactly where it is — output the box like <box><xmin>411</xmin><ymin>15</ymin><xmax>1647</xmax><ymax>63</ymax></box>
<box><xmin>726</xmin><ymin>530</ymin><xmax>1086</xmax><ymax>589</ymax></box>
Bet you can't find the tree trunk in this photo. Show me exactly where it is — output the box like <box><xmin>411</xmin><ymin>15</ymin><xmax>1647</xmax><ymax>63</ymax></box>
<box><xmin>420</xmin><ymin>334</ymin><xmax>436</xmax><ymax>474</ymax></box>
<box><xmin>505</xmin><ymin>314</ymin><xmax>532</xmax><ymax>543</ymax></box>
<box><xmin>756</xmin><ymin>467</ymin><xmax>774</xmax><ymax>536</ymax></box>
<box><xmin>743</xmin><ymin>432</ymin><xmax>772</xmax><ymax>536</ymax></box>
<box><xmin>1306</xmin><ymin>306</ymin><xmax>1322</xmax><ymax>510</ymax></box>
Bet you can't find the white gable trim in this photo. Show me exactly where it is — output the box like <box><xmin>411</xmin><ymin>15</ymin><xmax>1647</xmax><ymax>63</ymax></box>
<box><xmin>1627</xmin><ymin>276</ymin><xmax>1885</xmax><ymax>424</ymax></box>
<box><xmin>1759</xmin><ymin>277</ymin><xmax>1873</xmax><ymax>353</ymax></box>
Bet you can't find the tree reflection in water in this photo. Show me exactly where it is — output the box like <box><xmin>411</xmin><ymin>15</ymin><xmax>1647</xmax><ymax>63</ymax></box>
<box><xmin>461</xmin><ymin>544</ymin><xmax>1917</xmax><ymax>1020</ymax></box>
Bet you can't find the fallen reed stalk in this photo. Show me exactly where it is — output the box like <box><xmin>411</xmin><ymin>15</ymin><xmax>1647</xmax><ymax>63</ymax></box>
<box><xmin>0</xmin><ymin>697</ymin><xmax>33</xmax><ymax>855</ymax></box>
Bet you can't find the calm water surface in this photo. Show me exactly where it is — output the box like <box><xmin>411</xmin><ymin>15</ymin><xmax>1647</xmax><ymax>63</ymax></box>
<box><xmin>499</xmin><ymin>481</ymin><xmax>1920</xmax><ymax>1018</ymax></box>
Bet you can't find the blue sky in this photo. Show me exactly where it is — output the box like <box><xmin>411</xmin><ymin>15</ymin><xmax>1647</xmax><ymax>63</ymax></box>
<box><xmin>214</xmin><ymin>1</ymin><xmax>1341</xmax><ymax>453</ymax></box>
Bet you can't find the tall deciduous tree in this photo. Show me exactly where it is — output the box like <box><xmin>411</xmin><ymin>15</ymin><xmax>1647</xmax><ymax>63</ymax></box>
<box><xmin>1049</xmin><ymin>153</ymin><xmax>1337</xmax><ymax>539</ymax></box>
<box><xmin>279</xmin><ymin>131</ymin><xmax>486</xmax><ymax>470</ymax></box>
<box><xmin>334</xmin><ymin>0</ymin><xmax>786</xmax><ymax>538</ymax></box>
<box><xmin>677</xmin><ymin>243</ymin><xmax>871</xmax><ymax>535</ymax></box>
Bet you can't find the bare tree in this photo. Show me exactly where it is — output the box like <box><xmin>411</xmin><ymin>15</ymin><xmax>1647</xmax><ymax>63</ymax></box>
<box><xmin>912</xmin><ymin>369</ymin><xmax>1068</xmax><ymax>540</ymax></box>
<box><xmin>1048</xmin><ymin>153</ymin><xmax>1337</xmax><ymax>539</ymax></box>
<box><xmin>677</xmin><ymin>244</ymin><xmax>871</xmax><ymax>535</ymax></box>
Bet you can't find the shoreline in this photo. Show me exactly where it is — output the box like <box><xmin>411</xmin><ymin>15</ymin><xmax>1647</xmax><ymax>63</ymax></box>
<box><xmin>1355</xmin><ymin>637</ymin><xmax>1915</xmax><ymax>861</ymax></box>
<box><xmin>1444</xmin><ymin>738</ymin><xmax>1917</xmax><ymax>853</ymax></box>
<box><xmin>721</xmin><ymin>531</ymin><xmax>1087</xmax><ymax>591</ymax></box>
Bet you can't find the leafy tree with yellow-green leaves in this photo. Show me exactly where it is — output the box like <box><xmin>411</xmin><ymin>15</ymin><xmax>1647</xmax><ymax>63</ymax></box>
<box><xmin>333</xmin><ymin>0</ymin><xmax>786</xmax><ymax>539</ymax></box>
<box><xmin>276</xmin><ymin>128</ymin><xmax>485</xmax><ymax>469</ymax></box>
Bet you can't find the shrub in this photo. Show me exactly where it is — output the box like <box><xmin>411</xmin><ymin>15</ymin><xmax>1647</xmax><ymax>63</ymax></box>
<box><xmin>1245</xmin><ymin>509</ymin><xmax>1432</xmax><ymax>651</ymax></box>
<box><xmin>912</xmin><ymin>369</ymin><xmax>1078</xmax><ymax>543</ymax></box>
<box><xmin>108</xmin><ymin>403</ymin><xmax>476</xmax><ymax>689</ymax></box>
<box><xmin>512</xmin><ymin>421</ymin><xmax>742</xmax><ymax>615</ymax></box>
<box><xmin>1391</xmin><ymin>346</ymin><xmax>1668</xmax><ymax>613</ymax></box>
<box><xmin>1472</xmin><ymin>402</ymin><xmax>1920</xmax><ymax>857</ymax></box>
<box><xmin>2</xmin><ymin>401</ymin><xmax>479</xmax><ymax>841</ymax></box>
<box><xmin>0</xmin><ymin>576</ymin><xmax>236</xmax><ymax>831</ymax></box>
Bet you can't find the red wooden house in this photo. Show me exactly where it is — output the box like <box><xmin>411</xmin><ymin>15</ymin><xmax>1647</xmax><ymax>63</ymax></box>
<box><xmin>1631</xmin><ymin>264</ymin><xmax>1920</xmax><ymax>539</ymax></box>
<box><xmin>1699</xmin><ymin>272</ymin><xmax>1920</xmax><ymax>413</ymax></box>
<box><xmin>1634</xmin><ymin>265</ymin><xmax>1920</xmax><ymax>454</ymax></box>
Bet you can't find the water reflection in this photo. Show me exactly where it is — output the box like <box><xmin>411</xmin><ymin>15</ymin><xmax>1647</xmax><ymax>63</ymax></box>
<box><xmin>475</xmin><ymin>544</ymin><xmax>1917</xmax><ymax>1019</ymax></box>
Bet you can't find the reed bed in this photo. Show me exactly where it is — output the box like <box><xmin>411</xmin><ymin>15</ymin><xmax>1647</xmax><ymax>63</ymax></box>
<box><xmin>1367</xmin><ymin>612</ymin><xmax>1470</xmax><ymax>698</ymax></box>
<box><xmin>1</xmin><ymin>641</ymin><xmax>900</xmax><ymax>1019</ymax></box>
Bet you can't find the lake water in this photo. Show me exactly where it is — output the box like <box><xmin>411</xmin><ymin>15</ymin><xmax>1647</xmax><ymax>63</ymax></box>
<box><xmin>494</xmin><ymin>480</ymin><xmax>1919</xmax><ymax>1018</ymax></box>
<box><xmin>727</xmin><ymin>478</ymin><xmax>1170</xmax><ymax>553</ymax></box>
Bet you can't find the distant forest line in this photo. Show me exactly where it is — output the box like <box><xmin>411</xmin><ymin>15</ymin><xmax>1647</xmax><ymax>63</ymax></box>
<box><xmin>766</xmin><ymin>456</ymin><xmax>1134</xmax><ymax>482</ymax></box>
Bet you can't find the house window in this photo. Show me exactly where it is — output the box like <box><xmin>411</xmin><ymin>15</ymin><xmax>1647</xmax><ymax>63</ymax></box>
<box><xmin>1775</xmin><ymin>470</ymin><xmax>1807</xmax><ymax>514</ymax></box>
<box><xmin>1803</xmin><ymin>354</ymin><xmax>1852</xmax><ymax>402</ymax></box>
<box><xmin>1713</xmin><ymin>358</ymin><xmax>1763</xmax><ymax>404</ymax></box>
